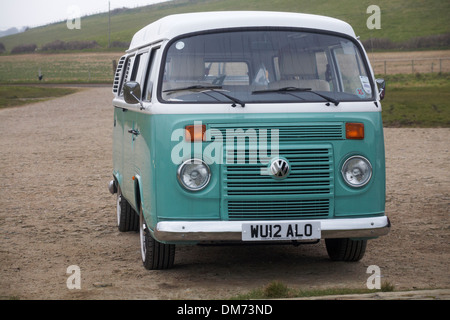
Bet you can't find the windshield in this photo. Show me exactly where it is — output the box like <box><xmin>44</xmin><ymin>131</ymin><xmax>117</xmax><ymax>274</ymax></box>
<box><xmin>160</xmin><ymin>29</ymin><xmax>373</xmax><ymax>104</ymax></box>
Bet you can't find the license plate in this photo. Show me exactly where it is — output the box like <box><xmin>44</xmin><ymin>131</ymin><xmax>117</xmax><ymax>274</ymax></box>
<box><xmin>242</xmin><ymin>222</ymin><xmax>321</xmax><ymax>241</ymax></box>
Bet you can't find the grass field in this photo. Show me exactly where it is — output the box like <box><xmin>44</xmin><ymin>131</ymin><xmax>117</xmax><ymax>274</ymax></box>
<box><xmin>0</xmin><ymin>86</ymin><xmax>78</xmax><ymax>109</ymax></box>
<box><xmin>0</xmin><ymin>52</ymin><xmax>121</xmax><ymax>84</ymax></box>
<box><xmin>380</xmin><ymin>73</ymin><xmax>450</xmax><ymax>127</ymax></box>
<box><xmin>231</xmin><ymin>280</ymin><xmax>395</xmax><ymax>299</ymax></box>
<box><xmin>0</xmin><ymin>0</ymin><xmax>449</xmax><ymax>52</ymax></box>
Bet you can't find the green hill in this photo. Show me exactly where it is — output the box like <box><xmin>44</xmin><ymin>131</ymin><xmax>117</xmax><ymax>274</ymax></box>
<box><xmin>1</xmin><ymin>0</ymin><xmax>449</xmax><ymax>51</ymax></box>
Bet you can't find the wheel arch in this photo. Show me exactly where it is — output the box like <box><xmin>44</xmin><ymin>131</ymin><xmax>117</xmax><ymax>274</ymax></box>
<box><xmin>133</xmin><ymin>174</ymin><xmax>143</xmax><ymax>213</ymax></box>
<box><xmin>112</xmin><ymin>171</ymin><xmax>122</xmax><ymax>192</ymax></box>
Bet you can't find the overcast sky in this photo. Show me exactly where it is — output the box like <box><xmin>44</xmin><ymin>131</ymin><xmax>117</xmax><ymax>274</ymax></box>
<box><xmin>0</xmin><ymin>0</ymin><xmax>171</xmax><ymax>30</ymax></box>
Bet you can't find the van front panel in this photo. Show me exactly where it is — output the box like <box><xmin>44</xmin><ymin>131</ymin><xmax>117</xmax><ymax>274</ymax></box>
<box><xmin>150</xmin><ymin>111</ymin><xmax>385</xmax><ymax>229</ymax></box>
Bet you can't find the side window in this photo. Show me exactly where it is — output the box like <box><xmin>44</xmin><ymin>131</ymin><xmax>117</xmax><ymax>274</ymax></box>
<box><xmin>143</xmin><ymin>47</ymin><xmax>160</xmax><ymax>101</ymax></box>
<box><xmin>119</xmin><ymin>51</ymin><xmax>149</xmax><ymax>97</ymax></box>
<box><xmin>130</xmin><ymin>51</ymin><xmax>149</xmax><ymax>83</ymax></box>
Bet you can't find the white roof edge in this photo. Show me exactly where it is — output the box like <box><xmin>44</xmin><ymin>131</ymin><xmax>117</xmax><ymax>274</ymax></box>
<box><xmin>128</xmin><ymin>11</ymin><xmax>356</xmax><ymax>51</ymax></box>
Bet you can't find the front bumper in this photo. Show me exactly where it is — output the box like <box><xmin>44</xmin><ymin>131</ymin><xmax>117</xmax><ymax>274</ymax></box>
<box><xmin>153</xmin><ymin>216</ymin><xmax>390</xmax><ymax>242</ymax></box>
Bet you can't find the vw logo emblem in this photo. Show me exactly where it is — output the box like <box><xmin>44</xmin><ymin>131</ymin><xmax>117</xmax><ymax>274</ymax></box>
<box><xmin>270</xmin><ymin>158</ymin><xmax>290</xmax><ymax>179</ymax></box>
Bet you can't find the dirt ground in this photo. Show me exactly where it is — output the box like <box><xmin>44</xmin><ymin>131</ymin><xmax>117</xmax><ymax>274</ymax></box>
<box><xmin>0</xmin><ymin>87</ymin><xmax>448</xmax><ymax>300</ymax></box>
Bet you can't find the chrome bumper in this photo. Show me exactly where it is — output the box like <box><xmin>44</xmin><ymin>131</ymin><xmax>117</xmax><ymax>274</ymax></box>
<box><xmin>153</xmin><ymin>216</ymin><xmax>390</xmax><ymax>242</ymax></box>
<box><xmin>108</xmin><ymin>180</ymin><xmax>117</xmax><ymax>195</ymax></box>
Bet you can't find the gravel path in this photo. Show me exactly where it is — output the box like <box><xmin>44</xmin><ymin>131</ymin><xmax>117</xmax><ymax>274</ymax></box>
<box><xmin>0</xmin><ymin>87</ymin><xmax>448</xmax><ymax>299</ymax></box>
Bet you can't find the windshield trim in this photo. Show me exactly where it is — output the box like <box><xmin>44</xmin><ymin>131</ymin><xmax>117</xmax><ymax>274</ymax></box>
<box><xmin>157</xmin><ymin>26</ymin><xmax>375</xmax><ymax>105</ymax></box>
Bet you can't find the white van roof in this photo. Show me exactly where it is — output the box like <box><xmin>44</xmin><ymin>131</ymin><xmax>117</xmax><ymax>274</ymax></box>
<box><xmin>128</xmin><ymin>11</ymin><xmax>357</xmax><ymax>51</ymax></box>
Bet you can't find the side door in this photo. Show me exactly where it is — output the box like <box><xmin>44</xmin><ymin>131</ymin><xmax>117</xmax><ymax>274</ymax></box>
<box><xmin>134</xmin><ymin>46</ymin><xmax>161</xmax><ymax>227</ymax></box>
<box><xmin>121</xmin><ymin>49</ymin><xmax>150</xmax><ymax>208</ymax></box>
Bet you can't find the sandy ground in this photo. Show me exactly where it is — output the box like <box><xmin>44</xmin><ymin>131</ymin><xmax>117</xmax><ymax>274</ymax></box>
<box><xmin>0</xmin><ymin>87</ymin><xmax>449</xmax><ymax>300</ymax></box>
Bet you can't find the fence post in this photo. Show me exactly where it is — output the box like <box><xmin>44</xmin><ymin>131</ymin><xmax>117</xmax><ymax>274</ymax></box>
<box><xmin>384</xmin><ymin>60</ymin><xmax>386</xmax><ymax>74</ymax></box>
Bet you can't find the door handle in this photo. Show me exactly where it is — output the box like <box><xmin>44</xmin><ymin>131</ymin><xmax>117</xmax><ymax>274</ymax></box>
<box><xmin>128</xmin><ymin>129</ymin><xmax>140</xmax><ymax>136</ymax></box>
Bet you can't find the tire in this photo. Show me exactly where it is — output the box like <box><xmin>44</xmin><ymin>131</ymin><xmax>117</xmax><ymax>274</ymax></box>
<box><xmin>325</xmin><ymin>238</ymin><xmax>367</xmax><ymax>262</ymax></box>
<box><xmin>116</xmin><ymin>187</ymin><xmax>139</xmax><ymax>232</ymax></box>
<box><xmin>139</xmin><ymin>206</ymin><xmax>175</xmax><ymax>270</ymax></box>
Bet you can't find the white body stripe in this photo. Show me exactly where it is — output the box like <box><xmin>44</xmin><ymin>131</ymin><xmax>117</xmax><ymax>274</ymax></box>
<box><xmin>113</xmin><ymin>100</ymin><xmax>381</xmax><ymax>115</ymax></box>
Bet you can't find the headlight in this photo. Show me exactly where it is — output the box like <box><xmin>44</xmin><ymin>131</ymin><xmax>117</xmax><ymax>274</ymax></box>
<box><xmin>177</xmin><ymin>159</ymin><xmax>211</xmax><ymax>191</ymax></box>
<box><xmin>341</xmin><ymin>156</ymin><xmax>372</xmax><ymax>187</ymax></box>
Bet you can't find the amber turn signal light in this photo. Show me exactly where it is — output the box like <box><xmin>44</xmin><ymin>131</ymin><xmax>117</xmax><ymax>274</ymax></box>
<box><xmin>185</xmin><ymin>124</ymin><xmax>206</xmax><ymax>142</ymax></box>
<box><xmin>346</xmin><ymin>123</ymin><xmax>364</xmax><ymax>139</ymax></box>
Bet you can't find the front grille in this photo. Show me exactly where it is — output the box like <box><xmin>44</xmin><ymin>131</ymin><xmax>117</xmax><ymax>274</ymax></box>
<box><xmin>227</xmin><ymin>199</ymin><xmax>330</xmax><ymax>220</ymax></box>
<box><xmin>211</xmin><ymin>123</ymin><xmax>344</xmax><ymax>145</ymax></box>
<box><xmin>225</xmin><ymin>147</ymin><xmax>333</xmax><ymax>196</ymax></box>
<box><xmin>212</xmin><ymin>124</ymin><xmax>339</xmax><ymax>221</ymax></box>
<box><xmin>222</xmin><ymin>144</ymin><xmax>334</xmax><ymax>220</ymax></box>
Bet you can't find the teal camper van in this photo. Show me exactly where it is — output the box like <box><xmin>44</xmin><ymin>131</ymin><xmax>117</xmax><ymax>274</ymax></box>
<box><xmin>109</xmin><ymin>11</ymin><xmax>390</xmax><ymax>269</ymax></box>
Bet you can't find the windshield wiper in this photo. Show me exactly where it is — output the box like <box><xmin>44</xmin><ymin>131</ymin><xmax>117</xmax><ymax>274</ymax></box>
<box><xmin>163</xmin><ymin>85</ymin><xmax>245</xmax><ymax>108</ymax></box>
<box><xmin>163</xmin><ymin>85</ymin><xmax>222</xmax><ymax>93</ymax></box>
<box><xmin>252</xmin><ymin>87</ymin><xmax>339</xmax><ymax>106</ymax></box>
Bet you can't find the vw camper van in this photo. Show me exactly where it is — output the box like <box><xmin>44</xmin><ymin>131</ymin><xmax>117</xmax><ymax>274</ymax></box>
<box><xmin>109</xmin><ymin>11</ymin><xmax>390</xmax><ymax>269</ymax></box>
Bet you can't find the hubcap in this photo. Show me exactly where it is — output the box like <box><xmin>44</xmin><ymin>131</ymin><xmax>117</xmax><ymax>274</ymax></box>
<box><xmin>116</xmin><ymin>193</ymin><xmax>122</xmax><ymax>226</ymax></box>
<box><xmin>139</xmin><ymin>209</ymin><xmax>147</xmax><ymax>261</ymax></box>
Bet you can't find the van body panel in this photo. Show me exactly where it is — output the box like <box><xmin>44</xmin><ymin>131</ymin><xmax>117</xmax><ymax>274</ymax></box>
<box><xmin>145</xmin><ymin>111</ymin><xmax>384</xmax><ymax>226</ymax></box>
<box><xmin>113</xmin><ymin>109</ymin><xmax>385</xmax><ymax>230</ymax></box>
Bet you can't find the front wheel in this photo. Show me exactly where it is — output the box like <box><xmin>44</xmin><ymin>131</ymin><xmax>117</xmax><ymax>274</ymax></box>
<box><xmin>325</xmin><ymin>238</ymin><xmax>367</xmax><ymax>262</ymax></box>
<box><xmin>139</xmin><ymin>206</ymin><xmax>175</xmax><ymax>270</ymax></box>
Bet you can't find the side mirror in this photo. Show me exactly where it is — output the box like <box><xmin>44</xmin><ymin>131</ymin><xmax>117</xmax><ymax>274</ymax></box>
<box><xmin>376</xmin><ymin>78</ymin><xmax>386</xmax><ymax>100</ymax></box>
<box><xmin>123</xmin><ymin>81</ymin><xmax>143</xmax><ymax>106</ymax></box>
